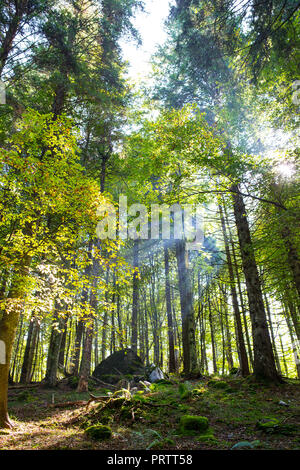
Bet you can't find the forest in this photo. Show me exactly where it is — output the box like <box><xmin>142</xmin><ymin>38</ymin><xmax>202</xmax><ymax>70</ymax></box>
<box><xmin>0</xmin><ymin>0</ymin><xmax>299</xmax><ymax>453</ymax></box>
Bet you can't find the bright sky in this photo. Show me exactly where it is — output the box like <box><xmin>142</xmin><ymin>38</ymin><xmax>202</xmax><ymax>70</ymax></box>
<box><xmin>120</xmin><ymin>0</ymin><xmax>173</xmax><ymax>81</ymax></box>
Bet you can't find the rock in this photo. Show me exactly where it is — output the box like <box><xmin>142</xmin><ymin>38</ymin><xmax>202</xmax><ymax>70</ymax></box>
<box><xmin>179</xmin><ymin>415</ymin><xmax>209</xmax><ymax>436</ymax></box>
<box><xmin>278</xmin><ymin>400</ymin><xmax>289</xmax><ymax>407</ymax></box>
<box><xmin>149</xmin><ymin>367</ymin><xmax>165</xmax><ymax>383</ymax></box>
<box><xmin>92</xmin><ymin>348</ymin><xmax>145</xmax><ymax>384</ymax></box>
<box><xmin>207</xmin><ymin>379</ymin><xmax>229</xmax><ymax>390</ymax></box>
<box><xmin>85</xmin><ymin>425</ymin><xmax>112</xmax><ymax>440</ymax></box>
<box><xmin>231</xmin><ymin>441</ymin><xmax>260</xmax><ymax>450</ymax></box>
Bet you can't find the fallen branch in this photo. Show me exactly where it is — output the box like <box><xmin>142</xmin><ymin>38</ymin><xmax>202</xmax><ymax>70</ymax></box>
<box><xmin>48</xmin><ymin>393</ymin><xmax>112</xmax><ymax>409</ymax></box>
<box><xmin>8</xmin><ymin>383</ymin><xmax>41</xmax><ymax>390</ymax></box>
<box><xmin>86</xmin><ymin>393</ymin><xmax>111</xmax><ymax>409</ymax></box>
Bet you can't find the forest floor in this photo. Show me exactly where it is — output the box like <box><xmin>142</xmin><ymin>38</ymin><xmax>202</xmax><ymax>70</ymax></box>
<box><xmin>1</xmin><ymin>376</ymin><xmax>299</xmax><ymax>450</ymax></box>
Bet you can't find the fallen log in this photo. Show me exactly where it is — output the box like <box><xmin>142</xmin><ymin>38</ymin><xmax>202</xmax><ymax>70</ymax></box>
<box><xmin>8</xmin><ymin>383</ymin><xmax>41</xmax><ymax>390</ymax></box>
<box><xmin>48</xmin><ymin>393</ymin><xmax>111</xmax><ymax>409</ymax></box>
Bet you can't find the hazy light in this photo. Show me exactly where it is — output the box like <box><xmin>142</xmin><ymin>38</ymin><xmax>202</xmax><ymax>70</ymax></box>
<box><xmin>120</xmin><ymin>0</ymin><xmax>172</xmax><ymax>81</ymax></box>
<box><xmin>275</xmin><ymin>162</ymin><xmax>296</xmax><ymax>179</ymax></box>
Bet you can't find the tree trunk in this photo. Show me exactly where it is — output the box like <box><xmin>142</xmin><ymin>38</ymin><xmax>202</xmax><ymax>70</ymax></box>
<box><xmin>0</xmin><ymin>257</ymin><xmax>31</xmax><ymax>428</ymax></box>
<box><xmin>176</xmin><ymin>239</ymin><xmax>198</xmax><ymax>375</ymax></box>
<box><xmin>281</xmin><ymin>225</ymin><xmax>300</xmax><ymax>303</ymax></box>
<box><xmin>19</xmin><ymin>317</ymin><xmax>34</xmax><ymax>384</ymax></box>
<box><xmin>163</xmin><ymin>241</ymin><xmax>176</xmax><ymax>373</ymax></box>
<box><xmin>72</xmin><ymin>319</ymin><xmax>84</xmax><ymax>377</ymax></box>
<box><xmin>232</xmin><ymin>184</ymin><xmax>280</xmax><ymax>382</ymax></box>
<box><xmin>207</xmin><ymin>293</ymin><xmax>218</xmax><ymax>374</ymax></box>
<box><xmin>131</xmin><ymin>240</ymin><xmax>139</xmax><ymax>353</ymax></box>
<box><xmin>219</xmin><ymin>205</ymin><xmax>250</xmax><ymax>376</ymax></box>
<box><xmin>264</xmin><ymin>293</ymin><xmax>282</xmax><ymax>375</ymax></box>
<box><xmin>45</xmin><ymin>304</ymin><xmax>64</xmax><ymax>387</ymax></box>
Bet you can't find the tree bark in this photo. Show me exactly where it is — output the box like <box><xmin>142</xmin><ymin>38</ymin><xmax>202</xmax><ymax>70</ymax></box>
<box><xmin>175</xmin><ymin>238</ymin><xmax>198</xmax><ymax>375</ymax></box>
<box><xmin>45</xmin><ymin>304</ymin><xmax>64</xmax><ymax>387</ymax></box>
<box><xmin>0</xmin><ymin>257</ymin><xmax>31</xmax><ymax>428</ymax></box>
<box><xmin>163</xmin><ymin>241</ymin><xmax>176</xmax><ymax>373</ymax></box>
<box><xmin>131</xmin><ymin>240</ymin><xmax>139</xmax><ymax>353</ymax></box>
<box><xmin>232</xmin><ymin>184</ymin><xmax>280</xmax><ymax>382</ymax></box>
<box><xmin>219</xmin><ymin>205</ymin><xmax>250</xmax><ymax>376</ymax></box>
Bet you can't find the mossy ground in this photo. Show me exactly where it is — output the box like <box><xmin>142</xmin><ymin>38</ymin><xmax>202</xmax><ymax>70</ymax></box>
<box><xmin>1</xmin><ymin>377</ymin><xmax>299</xmax><ymax>450</ymax></box>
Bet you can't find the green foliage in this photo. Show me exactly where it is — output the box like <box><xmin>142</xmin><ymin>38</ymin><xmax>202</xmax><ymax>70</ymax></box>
<box><xmin>178</xmin><ymin>381</ymin><xmax>193</xmax><ymax>400</ymax></box>
<box><xmin>179</xmin><ymin>415</ymin><xmax>209</xmax><ymax>436</ymax></box>
<box><xmin>16</xmin><ymin>391</ymin><xmax>37</xmax><ymax>402</ymax></box>
<box><xmin>256</xmin><ymin>418</ymin><xmax>297</xmax><ymax>435</ymax></box>
<box><xmin>207</xmin><ymin>380</ymin><xmax>229</xmax><ymax>390</ymax></box>
<box><xmin>85</xmin><ymin>424</ymin><xmax>112</xmax><ymax>440</ymax></box>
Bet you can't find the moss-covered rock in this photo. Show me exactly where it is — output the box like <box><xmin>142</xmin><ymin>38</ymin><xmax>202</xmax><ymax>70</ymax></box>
<box><xmin>207</xmin><ymin>380</ymin><xmax>228</xmax><ymax>390</ymax></box>
<box><xmin>256</xmin><ymin>418</ymin><xmax>297</xmax><ymax>435</ymax></box>
<box><xmin>92</xmin><ymin>349</ymin><xmax>145</xmax><ymax>384</ymax></box>
<box><xmin>85</xmin><ymin>424</ymin><xmax>112</xmax><ymax>440</ymax></box>
<box><xmin>179</xmin><ymin>415</ymin><xmax>209</xmax><ymax>436</ymax></box>
<box><xmin>256</xmin><ymin>417</ymin><xmax>280</xmax><ymax>431</ymax></box>
<box><xmin>196</xmin><ymin>430</ymin><xmax>217</xmax><ymax>443</ymax></box>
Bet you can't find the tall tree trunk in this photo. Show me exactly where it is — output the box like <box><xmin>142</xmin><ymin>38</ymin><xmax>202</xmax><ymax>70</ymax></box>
<box><xmin>175</xmin><ymin>239</ymin><xmax>198</xmax><ymax>375</ymax></box>
<box><xmin>30</xmin><ymin>326</ymin><xmax>40</xmax><ymax>382</ymax></box>
<box><xmin>279</xmin><ymin>334</ymin><xmax>288</xmax><ymax>377</ymax></box>
<box><xmin>101</xmin><ymin>269</ymin><xmax>110</xmax><ymax>361</ymax></box>
<box><xmin>110</xmin><ymin>272</ymin><xmax>116</xmax><ymax>355</ymax></box>
<box><xmin>223</xmin><ymin>205</ymin><xmax>254</xmax><ymax>367</ymax></box>
<box><xmin>94</xmin><ymin>318</ymin><xmax>99</xmax><ymax>366</ymax></box>
<box><xmin>208</xmin><ymin>293</ymin><xmax>218</xmax><ymax>374</ymax></box>
<box><xmin>72</xmin><ymin>319</ymin><xmax>84</xmax><ymax>377</ymax></box>
<box><xmin>264</xmin><ymin>293</ymin><xmax>282</xmax><ymax>375</ymax></box>
<box><xmin>131</xmin><ymin>240</ymin><xmax>139</xmax><ymax>353</ymax></box>
<box><xmin>45</xmin><ymin>303</ymin><xmax>65</xmax><ymax>387</ymax></box>
<box><xmin>0</xmin><ymin>256</ymin><xmax>31</xmax><ymax>428</ymax></box>
<box><xmin>10</xmin><ymin>315</ymin><xmax>24</xmax><ymax>383</ymax></box>
<box><xmin>78</xmin><ymin>243</ymin><xmax>100</xmax><ymax>392</ymax></box>
<box><xmin>117</xmin><ymin>293</ymin><xmax>124</xmax><ymax>349</ymax></box>
<box><xmin>219</xmin><ymin>205</ymin><xmax>250</xmax><ymax>376</ymax></box>
<box><xmin>163</xmin><ymin>241</ymin><xmax>176</xmax><ymax>373</ymax></box>
<box><xmin>281</xmin><ymin>226</ymin><xmax>300</xmax><ymax>303</ymax></box>
<box><xmin>232</xmin><ymin>184</ymin><xmax>280</xmax><ymax>382</ymax></box>
<box><xmin>220</xmin><ymin>286</ymin><xmax>234</xmax><ymax>370</ymax></box>
<box><xmin>285</xmin><ymin>313</ymin><xmax>300</xmax><ymax>379</ymax></box>
<box><xmin>286</xmin><ymin>300</ymin><xmax>300</xmax><ymax>342</ymax></box>
<box><xmin>58</xmin><ymin>316</ymin><xmax>68</xmax><ymax>371</ymax></box>
<box><xmin>19</xmin><ymin>317</ymin><xmax>35</xmax><ymax>384</ymax></box>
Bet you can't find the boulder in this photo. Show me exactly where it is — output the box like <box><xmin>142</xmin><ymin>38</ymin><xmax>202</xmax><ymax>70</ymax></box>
<box><xmin>92</xmin><ymin>348</ymin><xmax>145</xmax><ymax>384</ymax></box>
<box><xmin>149</xmin><ymin>366</ymin><xmax>165</xmax><ymax>383</ymax></box>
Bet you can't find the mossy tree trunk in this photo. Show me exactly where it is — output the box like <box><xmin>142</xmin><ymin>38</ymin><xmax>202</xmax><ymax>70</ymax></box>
<box><xmin>164</xmin><ymin>241</ymin><xmax>176</xmax><ymax>373</ymax></box>
<box><xmin>176</xmin><ymin>238</ymin><xmax>198</xmax><ymax>376</ymax></box>
<box><xmin>219</xmin><ymin>204</ymin><xmax>250</xmax><ymax>376</ymax></box>
<box><xmin>131</xmin><ymin>239</ymin><xmax>139</xmax><ymax>354</ymax></box>
<box><xmin>232</xmin><ymin>184</ymin><xmax>281</xmax><ymax>382</ymax></box>
<box><xmin>0</xmin><ymin>257</ymin><xmax>31</xmax><ymax>428</ymax></box>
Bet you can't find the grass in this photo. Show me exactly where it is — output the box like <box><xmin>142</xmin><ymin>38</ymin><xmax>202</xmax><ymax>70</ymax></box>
<box><xmin>1</xmin><ymin>376</ymin><xmax>299</xmax><ymax>450</ymax></box>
